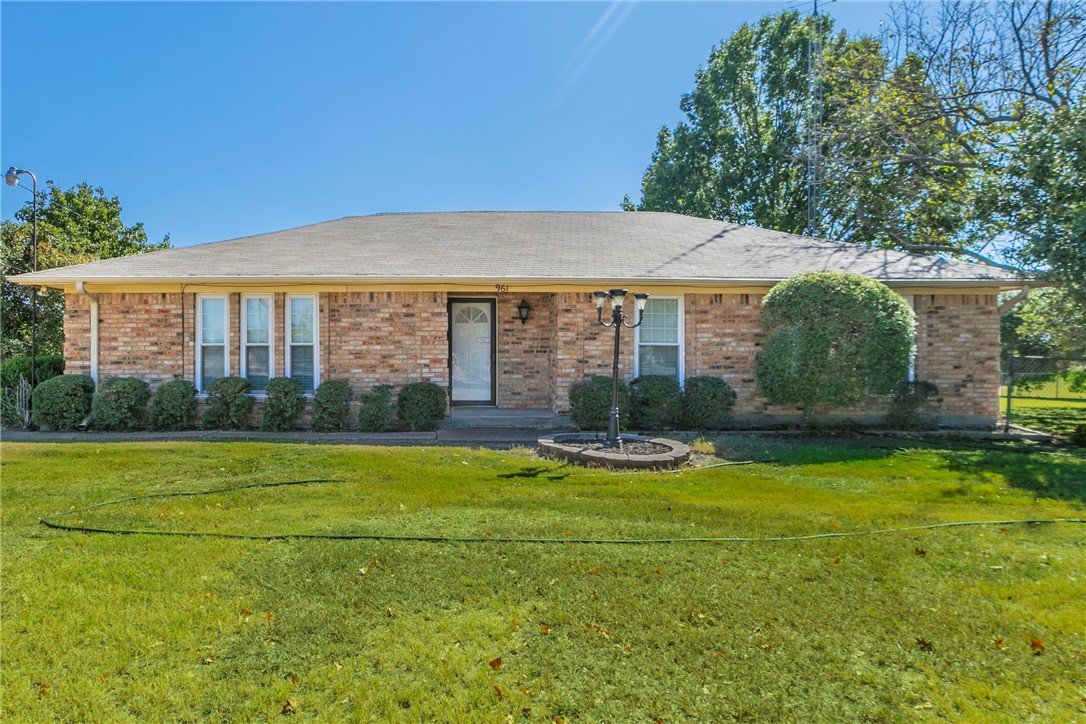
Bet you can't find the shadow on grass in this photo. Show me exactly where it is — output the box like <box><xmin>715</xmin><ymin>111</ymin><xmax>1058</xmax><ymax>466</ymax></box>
<box><xmin>941</xmin><ymin>448</ymin><xmax>1086</xmax><ymax>503</ymax></box>
<box><xmin>711</xmin><ymin>434</ymin><xmax>900</xmax><ymax>467</ymax></box>
<box><xmin>496</xmin><ymin>465</ymin><xmax>572</xmax><ymax>481</ymax></box>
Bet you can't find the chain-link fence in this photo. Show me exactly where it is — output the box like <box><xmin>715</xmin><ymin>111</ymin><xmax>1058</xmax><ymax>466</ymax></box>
<box><xmin>1003</xmin><ymin>356</ymin><xmax>1086</xmax><ymax>434</ymax></box>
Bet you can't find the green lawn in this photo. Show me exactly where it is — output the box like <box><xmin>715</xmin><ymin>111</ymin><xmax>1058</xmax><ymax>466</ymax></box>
<box><xmin>2</xmin><ymin>438</ymin><xmax>1084</xmax><ymax>721</ymax></box>
<box><xmin>1000</xmin><ymin>393</ymin><xmax>1086</xmax><ymax>436</ymax></box>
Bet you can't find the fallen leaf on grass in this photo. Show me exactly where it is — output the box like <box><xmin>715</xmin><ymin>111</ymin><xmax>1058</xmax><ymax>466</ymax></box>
<box><xmin>1031</xmin><ymin>638</ymin><xmax>1045</xmax><ymax>654</ymax></box>
<box><xmin>240</xmin><ymin>608</ymin><xmax>252</xmax><ymax>617</ymax></box>
<box><xmin>493</xmin><ymin>685</ymin><xmax>503</xmax><ymax>700</ymax></box>
<box><xmin>488</xmin><ymin>657</ymin><xmax>503</xmax><ymax>671</ymax></box>
<box><xmin>994</xmin><ymin>637</ymin><xmax>1005</xmax><ymax>649</ymax></box>
<box><xmin>281</xmin><ymin>699</ymin><xmax>297</xmax><ymax>715</ymax></box>
<box><xmin>915</xmin><ymin>638</ymin><xmax>934</xmax><ymax>652</ymax></box>
<box><xmin>202</xmin><ymin>657</ymin><xmax>215</xmax><ymax>665</ymax></box>
<box><xmin>915</xmin><ymin>547</ymin><xmax>926</xmax><ymax>557</ymax></box>
<box><xmin>265</xmin><ymin>612</ymin><xmax>273</xmax><ymax>621</ymax></box>
<box><xmin>36</xmin><ymin>682</ymin><xmax>50</xmax><ymax>700</ymax></box>
<box><xmin>833</xmin><ymin>556</ymin><xmax>841</xmax><ymax>565</ymax></box>
<box><xmin>539</xmin><ymin>625</ymin><xmax>550</xmax><ymax>635</ymax></box>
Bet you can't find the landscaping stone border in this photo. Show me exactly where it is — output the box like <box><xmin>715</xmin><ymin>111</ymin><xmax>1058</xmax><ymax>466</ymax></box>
<box><xmin>537</xmin><ymin>433</ymin><xmax>690</xmax><ymax>469</ymax></box>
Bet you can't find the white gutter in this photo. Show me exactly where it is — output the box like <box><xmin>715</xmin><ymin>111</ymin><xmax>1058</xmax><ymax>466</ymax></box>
<box><xmin>75</xmin><ymin>281</ymin><xmax>99</xmax><ymax>384</ymax></box>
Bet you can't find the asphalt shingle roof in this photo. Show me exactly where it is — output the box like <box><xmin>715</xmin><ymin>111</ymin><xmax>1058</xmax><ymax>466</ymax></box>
<box><xmin>12</xmin><ymin>211</ymin><xmax>1014</xmax><ymax>286</ymax></box>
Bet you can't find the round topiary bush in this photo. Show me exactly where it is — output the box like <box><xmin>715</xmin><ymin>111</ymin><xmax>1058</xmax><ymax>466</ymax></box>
<box><xmin>630</xmin><ymin>375</ymin><xmax>683</xmax><ymax>431</ymax></box>
<box><xmin>202</xmin><ymin>376</ymin><xmax>254</xmax><ymax>430</ymax></box>
<box><xmin>682</xmin><ymin>376</ymin><xmax>738</xmax><ymax>430</ymax></box>
<box><xmin>31</xmin><ymin>374</ymin><xmax>95</xmax><ymax>431</ymax></box>
<box><xmin>311</xmin><ymin>380</ymin><xmax>352</xmax><ymax>432</ymax></box>
<box><xmin>261</xmin><ymin>377</ymin><xmax>305</xmax><ymax>431</ymax></box>
<box><xmin>755</xmin><ymin>272</ymin><xmax>915</xmax><ymax>421</ymax></box>
<box><xmin>151</xmin><ymin>379</ymin><xmax>198</xmax><ymax>431</ymax></box>
<box><xmin>358</xmin><ymin>384</ymin><xmax>395</xmax><ymax>432</ymax></box>
<box><xmin>91</xmin><ymin>377</ymin><xmax>151</xmax><ymax>431</ymax></box>
<box><xmin>568</xmin><ymin>375</ymin><xmax>631</xmax><ymax>431</ymax></box>
<box><xmin>396</xmin><ymin>381</ymin><xmax>447</xmax><ymax>431</ymax></box>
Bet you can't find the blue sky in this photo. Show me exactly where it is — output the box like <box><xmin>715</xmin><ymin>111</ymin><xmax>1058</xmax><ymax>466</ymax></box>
<box><xmin>2</xmin><ymin>1</ymin><xmax>891</xmax><ymax>248</ymax></box>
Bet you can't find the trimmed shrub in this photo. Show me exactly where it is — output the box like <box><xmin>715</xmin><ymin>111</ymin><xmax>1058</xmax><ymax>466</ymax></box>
<box><xmin>358</xmin><ymin>384</ymin><xmax>395</xmax><ymax>432</ymax></box>
<box><xmin>885</xmin><ymin>380</ymin><xmax>942</xmax><ymax>430</ymax></box>
<box><xmin>151</xmin><ymin>379</ymin><xmax>198</xmax><ymax>431</ymax></box>
<box><xmin>92</xmin><ymin>377</ymin><xmax>151</xmax><ymax>431</ymax></box>
<box><xmin>261</xmin><ymin>377</ymin><xmax>305</xmax><ymax>431</ymax></box>
<box><xmin>396</xmin><ymin>381</ymin><xmax>447</xmax><ymax>431</ymax></box>
<box><xmin>630</xmin><ymin>375</ymin><xmax>683</xmax><ymax>431</ymax></box>
<box><xmin>202</xmin><ymin>376</ymin><xmax>253</xmax><ymax>430</ymax></box>
<box><xmin>682</xmin><ymin>376</ymin><xmax>738</xmax><ymax>431</ymax></box>
<box><xmin>755</xmin><ymin>272</ymin><xmax>915</xmax><ymax>421</ymax></box>
<box><xmin>31</xmin><ymin>374</ymin><xmax>95</xmax><ymax>431</ymax></box>
<box><xmin>568</xmin><ymin>375</ymin><xmax>631</xmax><ymax>432</ymax></box>
<box><xmin>1</xmin><ymin>354</ymin><xmax>65</xmax><ymax>389</ymax></box>
<box><xmin>311</xmin><ymin>380</ymin><xmax>352</xmax><ymax>432</ymax></box>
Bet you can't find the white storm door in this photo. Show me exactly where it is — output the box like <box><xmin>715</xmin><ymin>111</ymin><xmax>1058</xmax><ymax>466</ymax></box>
<box><xmin>450</xmin><ymin>300</ymin><xmax>495</xmax><ymax>404</ymax></box>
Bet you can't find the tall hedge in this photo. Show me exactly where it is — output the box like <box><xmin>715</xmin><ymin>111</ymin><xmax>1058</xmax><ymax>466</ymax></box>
<box><xmin>31</xmin><ymin>374</ymin><xmax>95</xmax><ymax>431</ymax></box>
<box><xmin>755</xmin><ymin>272</ymin><xmax>915</xmax><ymax>419</ymax></box>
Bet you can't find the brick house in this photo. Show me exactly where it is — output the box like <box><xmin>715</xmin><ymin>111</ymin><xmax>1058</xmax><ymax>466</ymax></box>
<box><xmin>11</xmin><ymin>212</ymin><xmax>1016</xmax><ymax>426</ymax></box>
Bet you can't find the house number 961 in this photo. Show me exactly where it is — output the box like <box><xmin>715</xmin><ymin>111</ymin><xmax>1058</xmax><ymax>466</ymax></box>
<box><xmin>494</xmin><ymin>284</ymin><xmax>509</xmax><ymax>293</ymax></box>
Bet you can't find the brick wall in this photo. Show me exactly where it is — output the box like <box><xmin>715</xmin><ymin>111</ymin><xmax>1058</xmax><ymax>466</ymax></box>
<box><xmin>325</xmin><ymin>292</ymin><xmax>449</xmax><ymax>393</ymax></box>
<box><xmin>62</xmin><ymin>293</ymin><xmax>92</xmax><ymax>376</ymax></box>
<box><xmin>914</xmin><ymin>293</ymin><xmax>1001</xmax><ymax>421</ymax></box>
<box><xmin>495</xmin><ymin>293</ymin><xmax>554</xmax><ymax>409</ymax></box>
<box><xmin>552</xmin><ymin>292</ymin><xmax>634</xmax><ymax>414</ymax></box>
<box><xmin>58</xmin><ymin>288</ymin><xmax>1001</xmax><ymax>425</ymax></box>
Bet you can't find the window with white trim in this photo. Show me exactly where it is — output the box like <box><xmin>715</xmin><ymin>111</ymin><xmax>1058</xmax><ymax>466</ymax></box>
<box><xmin>634</xmin><ymin>296</ymin><xmax>684</xmax><ymax>382</ymax></box>
<box><xmin>286</xmin><ymin>294</ymin><xmax>318</xmax><ymax>394</ymax></box>
<box><xmin>196</xmin><ymin>295</ymin><xmax>228</xmax><ymax>393</ymax></box>
<box><xmin>241</xmin><ymin>294</ymin><xmax>273</xmax><ymax>393</ymax></box>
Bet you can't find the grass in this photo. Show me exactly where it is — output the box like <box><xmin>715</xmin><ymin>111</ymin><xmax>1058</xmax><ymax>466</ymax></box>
<box><xmin>2</xmin><ymin>437</ymin><xmax>1085</xmax><ymax>721</ymax></box>
<box><xmin>1000</xmin><ymin>393</ymin><xmax>1086</xmax><ymax>437</ymax></box>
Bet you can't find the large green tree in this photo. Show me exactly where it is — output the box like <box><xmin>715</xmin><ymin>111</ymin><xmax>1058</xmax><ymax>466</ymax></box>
<box><xmin>1</xmin><ymin>182</ymin><xmax>170</xmax><ymax>358</ymax></box>
<box><xmin>624</xmin><ymin>11</ymin><xmax>977</xmax><ymax>248</ymax></box>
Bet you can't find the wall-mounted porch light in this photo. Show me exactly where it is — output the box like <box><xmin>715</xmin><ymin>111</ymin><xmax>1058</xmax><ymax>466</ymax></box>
<box><xmin>517</xmin><ymin>299</ymin><xmax>531</xmax><ymax>324</ymax></box>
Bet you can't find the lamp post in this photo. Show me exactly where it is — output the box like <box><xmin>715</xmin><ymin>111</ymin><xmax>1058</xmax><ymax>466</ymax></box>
<box><xmin>4</xmin><ymin>166</ymin><xmax>38</xmax><ymax>388</ymax></box>
<box><xmin>593</xmin><ymin>288</ymin><xmax>649</xmax><ymax>449</ymax></box>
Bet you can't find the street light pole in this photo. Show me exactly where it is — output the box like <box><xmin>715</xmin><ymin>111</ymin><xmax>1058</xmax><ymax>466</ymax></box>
<box><xmin>593</xmin><ymin>289</ymin><xmax>649</xmax><ymax>449</ymax></box>
<box><xmin>5</xmin><ymin>167</ymin><xmax>39</xmax><ymax>388</ymax></box>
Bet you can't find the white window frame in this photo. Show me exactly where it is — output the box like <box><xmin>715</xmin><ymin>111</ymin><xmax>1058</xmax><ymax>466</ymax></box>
<box><xmin>240</xmin><ymin>293</ymin><xmax>274</xmax><ymax>394</ymax></box>
<box><xmin>633</xmin><ymin>294</ymin><xmax>685</xmax><ymax>384</ymax></box>
<box><xmin>285</xmin><ymin>294</ymin><xmax>319</xmax><ymax>393</ymax></box>
<box><xmin>907</xmin><ymin>294</ymin><xmax>916</xmax><ymax>382</ymax></box>
<box><xmin>195</xmin><ymin>293</ymin><xmax>229</xmax><ymax>394</ymax></box>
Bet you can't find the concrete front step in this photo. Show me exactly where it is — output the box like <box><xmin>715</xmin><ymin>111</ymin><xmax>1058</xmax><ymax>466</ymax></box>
<box><xmin>444</xmin><ymin>407</ymin><xmax>572</xmax><ymax>429</ymax></box>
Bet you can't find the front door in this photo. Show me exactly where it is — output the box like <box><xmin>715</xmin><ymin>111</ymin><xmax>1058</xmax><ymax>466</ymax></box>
<box><xmin>449</xmin><ymin>299</ymin><xmax>496</xmax><ymax>405</ymax></box>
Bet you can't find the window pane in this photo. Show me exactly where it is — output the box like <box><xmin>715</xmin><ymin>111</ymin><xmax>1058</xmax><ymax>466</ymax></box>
<box><xmin>290</xmin><ymin>298</ymin><xmax>314</xmax><ymax>344</ymax></box>
<box><xmin>246</xmin><ymin>346</ymin><xmax>270</xmax><ymax>392</ymax></box>
<box><xmin>640</xmin><ymin>298</ymin><xmax>679</xmax><ymax>344</ymax></box>
<box><xmin>201</xmin><ymin>298</ymin><xmax>225</xmax><ymax>345</ymax></box>
<box><xmin>639</xmin><ymin>345</ymin><xmax>679</xmax><ymax>379</ymax></box>
<box><xmin>201</xmin><ymin>346</ymin><xmax>225</xmax><ymax>391</ymax></box>
<box><xmin>245</xmin><ymin>298</ymin><xmax>269</xmax><ymax>344</ymax></box>
<box><xmin>290</xmin><ymin>345</ymin><xmax>314</xmax><ymax>393</ymax></box>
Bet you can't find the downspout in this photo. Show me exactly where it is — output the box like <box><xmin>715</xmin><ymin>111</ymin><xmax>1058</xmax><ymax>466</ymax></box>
<box><xmin>75</xmin><ymin>281</ymin><xmax>99</xmax><ymax>384</ymax></box>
